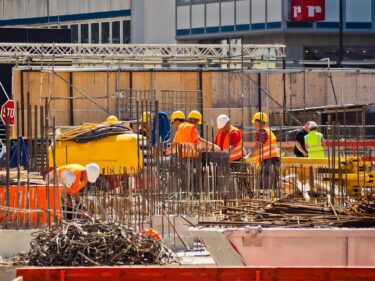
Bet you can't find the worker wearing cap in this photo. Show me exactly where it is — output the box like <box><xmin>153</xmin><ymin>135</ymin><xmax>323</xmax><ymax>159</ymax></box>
<box><xmin>247</xmin><ymin>112</ymin><xmax>280</xmax><ymax>189</ymax></box>
<box><xmin>214</xmin><ymin>114</ymin><xmax>245</xmax><ymax>162</ymax></box>
<box><xmin>304</xmin><ymin>121</ymin><xmax>325</xmax><ymax>158</ymax></box>
<box><xmin>138</xmin><ymin>112</ymin><xmax>154</xmax><ymax>139</ymax></box>
<box><xmin>294</xmin><ymin>122</ymin><xmax>310</xmax><ymax>157</ymax></box>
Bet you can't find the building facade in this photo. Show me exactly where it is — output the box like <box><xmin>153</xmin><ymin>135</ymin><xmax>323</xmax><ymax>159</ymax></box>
<box><xmin>176</xmin><ymin>0</ymin><xmax>375</xmax><ymax>66</ymax></box>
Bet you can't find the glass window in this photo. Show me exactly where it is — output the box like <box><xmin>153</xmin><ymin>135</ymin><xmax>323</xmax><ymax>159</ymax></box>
<box><xmin>177</xmin><ymin>0</ymin><xmax>191</xmax><ymax>5</ymax></box>
<box><xmin>112</xmin><ymin>21</ymin><xmax>120</xmax><ymax>44</ymax></box>
<box><xmin>70</xmin><ymin>24</ymin><xmax>78</xmax><ymax>43</ymax></box>
<box><xmin>101</xmin><ymin>22</ymin><xmax>110</xmax><ymax>43</ymax></box>
<box><xmin>80</xmin><ymin>24</ymin><xmax>89</xmax><ymax>43</ymax></box>
<box><xmin>123</xmin><ymin>20</ymin><xmax>131</xmax><ymax>44</ymax></box>
<box><xmin>61</xmin><ymin>25</ymin><xmax>68</xmax><ymax>29</ymax></box>
<box><xmin>91</xmin><ymin>23</ymin><xmax>99</xmax><ymax>43</ymax></box>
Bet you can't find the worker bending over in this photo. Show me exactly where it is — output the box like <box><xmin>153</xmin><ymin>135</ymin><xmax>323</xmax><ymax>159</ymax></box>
<box><xmin>247</xmin><ymin>112</ymin><xmax>280</xmax><ymax>189</ymax></box>
<box><xmin>138</xmin><ymin>112</ymin><xmax>154</xmax><ymax>139</ymax></box>
<box><xmin>167</xmin><ymin>110</ymin><xmax>218</xmax><ymax>157</ymax></box>
<box><xmin>304</xmin><ymin>121</ymin><xmax>325</xmax><ymax>158</ymax></box>
<box><xmin>51</xmin><ymin>163</ymin><xmax>100</xmax><ymax>219</ymax></box>
<box><xmin>214</xmin><ymin>114</ymin><xmax>245</xmax><ymax>162</ymax></box>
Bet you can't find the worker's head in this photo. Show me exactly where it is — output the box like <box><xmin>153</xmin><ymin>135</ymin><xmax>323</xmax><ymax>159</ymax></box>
<box><xmin>251</xmin><ymin>112</ymin><xmax>268</xmax><ymax>131</ymax></box>
<box><xmin>106</xmin><ymin>115</ymin><xmax>119</xmax><ymax>124</ymax></box>
<box><xmin>85</xmin><ymin>163</ymin><xmax>100</xmax><ymax>183</ymax></box>
<box><xmin>60</xmin><ymin>170</ymin><xmax>76</xmax><ymax>188</ymax></box>
<box><xmin>139</xmin><ymin>112</ymin><xmax>154</xmax><ymax>125</ymax></box>
<box><xmin>217</xmin><ymin>114</ymin><xmax>230</xmax><ymax>132</ymax></box>
<box><xmin>308</xmin><ymin>121</ymin><xmax>318</xmax><ymax>131</ymax></box>
<box><xmin>170</xmin><ymin>111</ymin><xmax>186</xmax><ymax>128</ymax></box>
<box><xmin>303</xmin><ymin>122</ymin><xmax>311</xmax><ymax>132</ymax></box>
<box><xmin>188</xmin><ymin>110</ymin><xmax>202</xmax><ymax>125</ymax></box>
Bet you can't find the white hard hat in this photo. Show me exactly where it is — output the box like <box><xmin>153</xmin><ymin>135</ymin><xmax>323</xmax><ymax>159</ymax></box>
<box><xmin>217</xmin><ymin>114</ymin><xmax>230</xmax><ymax>129</ymax></box>
<box><xmin>85</xmin><ymin>163</ymin><xmax>100</xmax><ymax>183</ymax></box>
<box><xmin>60</xmin><ymin>170</ymin><xmax>76</xmax><ymax>188</ymax></box>
<box><xmin>308</xmin><ymin>121</ymin><xmax>318</xmax><ymax>129</ymax></box>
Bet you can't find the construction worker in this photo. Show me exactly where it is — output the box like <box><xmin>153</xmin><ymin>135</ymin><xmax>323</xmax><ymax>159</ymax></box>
<box><xmin>51</xmin><ymin>163</ymin><xmax>100</xmax><ymax>219</ymax></box>
<box><xmin>138</xmin><ymin>112</ymin><xmax>154</xmax><ymax>139</ymax></box>
<box><xmin>167</xmin><ymin>110</ymin><xmax>218</xmax><ymax>157</ymax></box>
<box><xmin>304</xmin><ymin>121</ymin><xmax>325</xmax><ymax>158</ymax></box>
<box><xmin>294</xmin><ymin>122</ymin><xmax>310</xmax><ymax>157</ymax></box>
<box><xmin>214</xmin><ymin>114</ymin><xmax>245</xmax><ymax>162</ymax></box>
<box><xmin>247</xmin><ymin>112</ymin><xmax>280</xmax><ymax>189</ymax></box>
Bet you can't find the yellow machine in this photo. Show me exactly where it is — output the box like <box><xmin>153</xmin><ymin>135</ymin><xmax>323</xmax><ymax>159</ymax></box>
<box><xmin>49</xmin><ymin>117</ymin><xmax>143</xmax><ymax>175</ymax></box>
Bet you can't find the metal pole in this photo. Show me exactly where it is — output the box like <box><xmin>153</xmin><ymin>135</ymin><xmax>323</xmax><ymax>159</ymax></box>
<box><xmin>338</xmin><ymin>0</ymin><xmax>344</xmax><ymax>68</ymax></box>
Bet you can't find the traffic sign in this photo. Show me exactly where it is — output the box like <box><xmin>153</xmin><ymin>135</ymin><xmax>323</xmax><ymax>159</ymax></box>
<box><xmin>1</xmin><ymin>100</ymin><xmax>15</xmax><ymax>125</ymax></box>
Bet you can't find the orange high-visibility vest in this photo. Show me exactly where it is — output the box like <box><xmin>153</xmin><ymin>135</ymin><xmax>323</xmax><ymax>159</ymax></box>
<box><xmin>57</xmin><ymin>164</ymin><xmax>87</xmax><ymax>195</ymax></box>
<box><xmin>215</xmin><ymin>125</ymin><xmax>245</xmax><ymax>161</ymax></box>
<box><xmin>174</xmin><ymin>122</ymin><xmax>199</xmax><ymax>157</ymax></box>
<box><xmin>256</xmin><ymin>127</ymin><xmax>280</xmax><ymax>161</ymax></box>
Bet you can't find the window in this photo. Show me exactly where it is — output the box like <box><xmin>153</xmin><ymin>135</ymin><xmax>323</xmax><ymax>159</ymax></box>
<box><xmin>61</xmin><ymin>25</ymin><xmax>68</xmax><ymax>29</ymax></box>
<box><xmin>177</xmin><ymin>0</ymin><xmax>190</xmax><ymax>5</ymax></box>
<box><xmin>112</xmin><ymin>21</ymin><xmax>120</xmax><ymax>44</ymax></box>
<box><xmin>71</xmin><ymin>24</ymin><xmax>78</xmax><ymax>43</ymax></box>
<box><xmin>101</xmin><ymin>22</ymin><xmax>110</xmax><ymax>43</ymax></box>
<box><xmin>91</xmin><ymin>23</ymin><xmax>99</xmax><ymax>43</ymax></box>
<box><xmin>123</xmin><ymin>20</ymin><xmax>131</xmax><ymax>43</ymax></box>
<box><xmin>81</xmin><ymin>24</ymin><xmax>89</xmax><ymax>43</ymax></box>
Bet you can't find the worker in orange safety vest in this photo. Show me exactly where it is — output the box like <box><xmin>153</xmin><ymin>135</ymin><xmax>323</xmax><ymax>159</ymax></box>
<box><xmin>214</xmin><ymin>114</ymin><xmax>246</xmax><ymax>162</ymax></box>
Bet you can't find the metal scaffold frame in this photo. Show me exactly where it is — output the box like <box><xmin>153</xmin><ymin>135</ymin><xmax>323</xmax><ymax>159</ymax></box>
<box><xmin>0</xmin><ymin>43</ymin><xmax>285</xmax><ymax>66</ymax></box>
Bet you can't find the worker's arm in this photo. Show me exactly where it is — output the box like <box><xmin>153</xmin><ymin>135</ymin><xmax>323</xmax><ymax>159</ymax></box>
<box><xmin>295</xmin><ymin>141</ymin><xmax>307</xmax><ymax>156</ymax></box>
<box><xmin>248</xmin><ymin>142</ymin><xmax>262</xmax><ymax>158</ymax></box>
<box><xmin>198</xmin><ymin>137</ymin><xmax>220</xmax><ymax>152</ymax></box>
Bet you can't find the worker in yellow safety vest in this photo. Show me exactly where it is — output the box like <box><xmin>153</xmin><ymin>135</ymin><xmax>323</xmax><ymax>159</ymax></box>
<box><xmin>51</xmin><ymin>163</ymin><xmax>100</xmax><ymax>219</ymax></box>
<box><xmin>304</xmin><ymin>121</ymin><xmax>325</xmax><ymax>158</ymax></box>
<box><xmin>214</xmin><ymin>114</ymin><xmax>246</xmax><ymax>162</ymax></box>
<box><xmin>247</xmin><ymin>112</ymin><xmax>280</xmax><ymax>189</ymax></box>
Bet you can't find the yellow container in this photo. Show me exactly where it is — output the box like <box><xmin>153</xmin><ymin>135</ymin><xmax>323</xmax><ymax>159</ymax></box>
<box><xmin>49</xmin><ymin>134</ymin><xmax>143</xmax><ymax>175</ymax></box>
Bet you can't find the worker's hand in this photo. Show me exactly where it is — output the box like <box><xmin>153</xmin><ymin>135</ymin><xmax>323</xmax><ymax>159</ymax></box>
<box><xmin>243</xmin><ymin>155</ymin><xmax>253</xmax><ymax>165</ymax></box>
<box><xmin>213</xmin><ymin>145</ymin><xmax>221</xmax><ymax>152</ymax></box>
<box><xmin>303</xmin><ymin>151</ymin><xmax>308</xmax><ymax>157</ymax></box>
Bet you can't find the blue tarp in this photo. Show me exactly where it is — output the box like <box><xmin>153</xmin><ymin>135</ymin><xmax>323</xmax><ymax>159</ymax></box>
<box><xmin>10</xmin><ymin>136</ymin><xmax>28</xmax><ymax>168</ymax></box>
<box><xmin>151</xmin><ymin>111</ymin><xmax>171</xmax><ymax>147</ymax></box>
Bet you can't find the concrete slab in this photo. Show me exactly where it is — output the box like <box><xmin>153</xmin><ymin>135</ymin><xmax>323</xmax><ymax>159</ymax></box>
<box><xmin>0</xmin><ymin>266</ymin><xmax>16</xmax><ymax>281</ymax></box>
<box><xmin>0</xmin><ymin>230</ymin><xmax>32</xmax><ymax>259</ymax></box>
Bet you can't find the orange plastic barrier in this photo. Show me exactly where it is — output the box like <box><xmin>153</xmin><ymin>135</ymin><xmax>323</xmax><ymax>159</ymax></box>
<box><xmin>0</xmin><ymin>185</ymin><xmax>63</xmax><ymax>227</ymax></box>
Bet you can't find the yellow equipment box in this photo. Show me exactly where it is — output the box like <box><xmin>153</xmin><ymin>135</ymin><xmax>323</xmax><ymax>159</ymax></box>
<box><xmin>49</xmin><ymin>134</ymin><xmax>143</xmax><ymax>175</ymax></box>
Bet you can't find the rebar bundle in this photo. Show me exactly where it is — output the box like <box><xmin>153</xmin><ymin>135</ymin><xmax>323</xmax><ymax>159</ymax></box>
<box><xmin>7</xmin><ymin>220</ymin><xmax>176</xmax><ymax>266</ymax></box>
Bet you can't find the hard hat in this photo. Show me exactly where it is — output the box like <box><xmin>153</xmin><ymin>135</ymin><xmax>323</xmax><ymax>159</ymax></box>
<box><xmin>217</xmin><ymin>114</ymin><xmax>230</xmax><ymax>129</ymax></box>
<box><xmin>60</xmin><ymin>170</ymin><xmax>76</xmax><ymax>188</ymax></box>
<box><xmin>251</xmin><ymin>112</ymin><xmax>268</xmax><ymax>124</ymax></box>
<box><xmin>107</xmin><ymin>115</ymin><xmax>119</xmax><ymax>124</ymax></box>
<box><xmin>308</xmin><ymin>121</ymin><xmax>318</xmax><ymax>129</ymax></box>
<box><xmin>188</xmin><ymin>110</ymin><xmax>202</xmax><ymax>125</ymax></box>
<box><xmin>139</xmin><ymin>112</ymin><xmax>154</xmax><ymax>122</ymax></box>
<box><xmin>85</xmin><ymin>163</ymin><xmax>100</xmax><ymax>183</ymax></box>
<box><xmin>170</xmin><ymin>111</ymin><xmax>185</xmax><ymax>123</ymax></box>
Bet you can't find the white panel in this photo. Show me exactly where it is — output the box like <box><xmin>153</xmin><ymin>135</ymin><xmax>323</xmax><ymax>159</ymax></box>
<box><xmin>177</xmin><ymin>6</ymin><xmax>190</xmax><ymax>29</ymax></box>
<box><xmin>324</xmin><ymin>0</ymin><xmax>339</xmax><ymax>22</ymax></box>
<box><xmin>192</xmin><ymin>4</ymin><xmax>204</xmax><ymax>28</ymax></box>
<box><xmin>221</xmin><ymin>1</ymin><xmax>235</xmax><ymax>26</ymax></box>
<box><xmin>251</xmin><ymin>0</ymin><xmax>265</xmax><ymax>23</ymax></box>
<box><xmin>25</xmin><ymin>0</ymin><xmax>48</xmax><ymax>18</ymax></box>
<box><xmin>267</xmin><ymin>0</ymin><xmax>282</xmax><ymax>22</ymax></box>
<box><xmin>206</xmin><ymin>2</ymin><xmax>219</xmax><ymax>27</ymax></box>
<box><xmin>236</xmin><ymin>0</ymin><xmax>250</xmax><ymax>25</ymax></box>
<box><xmin>346</xmin><ymin>0</ymin><xmax>372</xmax><ymax>22</ymax></box>
<box><xmin>4</xmin><ymin>0</ymin><xmax>26</xmax><ymax>19</ymax></box>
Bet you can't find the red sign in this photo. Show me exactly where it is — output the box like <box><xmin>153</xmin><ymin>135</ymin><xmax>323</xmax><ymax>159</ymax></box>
<box><xmin>290</xmin><ymin>0</ymin><xmax>325</xmax><ymax>22</ymax></box>
<box><xmin>1</xmin><ymin>100</ymin><xmax>15</xmax><ymax>125</ymax></box>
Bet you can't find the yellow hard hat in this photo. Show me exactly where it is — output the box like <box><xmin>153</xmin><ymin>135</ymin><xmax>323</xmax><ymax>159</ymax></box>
<box><xmin>139</xmin><ymin>112</ymin><xmax>154</xmax><ymax>122</ymax></box>
<box><xmin>170</xmin><ymin>111</ymin><xmax>185</xmax><ymax>123</ymax></box>
<box><xmin>107</xmin><ymin>115</ymin><xmax>119</xmax><ymax>124</ymax></box>
<box><xmin>251</xmin><ymin>112</ymin><xmax>268</xmax><ymax>124</ymax></box>
<box><xmin>188</xmin><ymin>110</ymin><xmax>202</xmax><ymax>125</ymax></box>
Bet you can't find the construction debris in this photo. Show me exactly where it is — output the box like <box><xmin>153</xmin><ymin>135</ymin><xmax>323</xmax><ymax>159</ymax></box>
<box><xmin>3</xmin><ymin>220</ymin><xmax>177</xmax><ymax>266</ymax></box>
<box><xmin>201</xmin><ymin>197</ymin><xmax>375</xmax><ymax>228</ymax></box>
